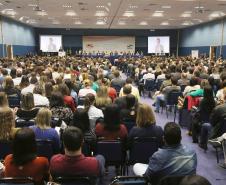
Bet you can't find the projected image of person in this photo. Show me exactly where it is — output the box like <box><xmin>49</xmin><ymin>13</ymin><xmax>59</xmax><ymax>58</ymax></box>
<box><xmin>155</xmin><ymin>38</ymin><xmax>164</xmax><ymax>55</ymax></box>
<box><xmin>47</xmin><ymin>38</ymin><xmax>57</xmax><ymax>52</ymax></box>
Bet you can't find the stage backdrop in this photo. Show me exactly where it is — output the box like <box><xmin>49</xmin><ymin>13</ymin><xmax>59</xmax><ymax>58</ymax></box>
<box><xmin>83</xmin><ymin>36</ymin><xmax>135</xmax><ymax>54</ymax></box>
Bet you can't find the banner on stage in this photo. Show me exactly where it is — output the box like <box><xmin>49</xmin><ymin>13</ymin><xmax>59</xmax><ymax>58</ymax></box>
<box><xmin>83</xmin><ymin>36</ymin><xmax>135</xmax><ymax>54</ymax></box>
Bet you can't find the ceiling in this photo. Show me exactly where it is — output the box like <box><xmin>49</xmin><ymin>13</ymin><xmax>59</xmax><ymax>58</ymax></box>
<box><xmin>0</xmin><ymin>0</ymin><xmax>226</xmax><ymax>29</ymax></box>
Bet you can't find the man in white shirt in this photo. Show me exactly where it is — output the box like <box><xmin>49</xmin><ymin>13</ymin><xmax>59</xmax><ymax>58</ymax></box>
<box><xmin>21</xmin><ymin>77</ymin><xmax>38</xmax><ymax>95</ymax></box>
<box><xmin>119</xmin><ymin>77</ymin><xmax>140</xmax><ymax>101</ymax></box>
<box><xmin>142</xmin><ymin>68</ymin><xmax>155</xmax><ymax>83</ymax></box>
<box><xmin>33</xmin><ymin>85</ymin><xmax>49</xmax><ymax>107</ymax></box>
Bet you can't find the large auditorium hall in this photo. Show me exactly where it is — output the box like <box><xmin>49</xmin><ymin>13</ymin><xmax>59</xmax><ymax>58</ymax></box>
<box><xmin>0</xmin><ymin>0</ymin><xmax>226</xmax><ymax>185</ymax></box>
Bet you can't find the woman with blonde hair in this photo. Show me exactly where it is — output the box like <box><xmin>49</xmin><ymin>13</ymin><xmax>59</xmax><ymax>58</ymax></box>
<box><xmin>95</xmin><ymin>86</ymin><xmax>112</xmax><ymax>109</ymax></box>
<box><xmin>78</xmin><ymin>79</ymin><xmax>96</xmax><ymax>97</ymax></box>
<box><xmin>128</xmin><ymin>103</ymin><xmax>164</xmax><ymax>147</ymax></box>
<box><xmin>16</xmin><ymin>93</ymin><xmax>39</xmax><ymax>121</ymax></box>
<box><xmin>0</xmin><ymin>107</ymin><xmax>18</xmax><ymax>141</ymax></box>
<box><xmin>30</xmin><ymin>108</ymin><xmax>60</xmax><ymax>153</ymax></box>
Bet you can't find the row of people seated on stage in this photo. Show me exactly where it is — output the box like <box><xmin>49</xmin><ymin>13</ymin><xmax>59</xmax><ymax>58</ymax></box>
<box><xmin>75</xmin><ymin>50</ymin><xmax>143</xmax><ymax>57</ymax></box>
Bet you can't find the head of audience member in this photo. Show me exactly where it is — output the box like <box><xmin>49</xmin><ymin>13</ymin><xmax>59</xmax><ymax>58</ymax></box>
<box><xmin>12</xmin><ymin>128</ymin><xmax>37</xmax><ymax>166</ymax></box>
<box><xmin>10</xmin><ymin>68</ymin><xmax>17</xmax><ymax>79</ymax></box>
<box><xmin>30</xmin><ymin>76</ymin><xmax>38</xmax><ymax>85</ymax></box>
<box><xmin>50</xmin><ymin>91</ymin><xmax>65</xmax><ymax>107</ymax></box>
<box><xmin>164</xmin><ymin>122</ymin><xmax>181</xmax><ymax>146</ymax></box>
<box><xmin>208</xmin><ymin>76</ymin><xmax>215</xmax><ymax>88</ymax></box>
<box><xmin>136</xmin><ymin>104</ymin><xmax>155</xmax><ymax>127</ymax></box>
<box><xmin>126</xmin><ymin>77</ymin><xmax>133</xmax><ymax>85</ymax></box>
<box><xmin>21</xmin><ymin>92</ymin><xmax>35</xmax><ymax>110</ymax></box>
<box><xmin>35</xmin><ymin>108</ymin><xmax>52</xmax><ymax>129</ymax></box>
<box><xmin>179</xmin><ymin>175</ymin><xmax>211</xmax><ymax>185</ymax></box>
<box><xmin>200</xmin><ymin>79</ymin><xmax>209</xmax><ymax>89</ymax></box>
<box><xmin>64</xmin><ymin>79</ymin><xmax>75</xmax><ymax>92</ymax></box>
<box><xmin>104</xmin><ymin>104</ymin><xmax>120</xmax><ymax>131</ymax></box>
<box><xmin>73</xmin><ymin>109</ymin><xmax>90</xmax><ymax>133</ymax></box>
<box><xmin>181</xmin><ymin>73</ymin><xmax>187</xmax><ymax>80</ymax></box>
<box><xmin>58</xmin><ymin>83</ymin><xmax>70</xmax><ymax>96</ymax></box>
<box><xmin>45</xmin><ymin>82</ymin><xmax>53</xmax><ymax>99</ymax></box>
<box><xmin>0</xmin><ymin>92</ymin><xmax>8</xmax><ymax>107</ymax></box>
<box><xmin>20</xmin><ymin>75</ymin><xmax>30</xmax><ymax>89</ymax></box>
<box><xmin>171</xmin><ymin>77</ymin><xmax>178</xmax><ymax>86</ymax></box>
<box><xmin>33</xmin><ymin>85</ymin><xmax>44</xmax><ymax>95</ymax></box>
<box><xmin>189</xmin><ymin>77</ymin><xmax>199</xmax><ymax>87</ymax></box>
<box><xmin>0</xmin><ymin>107</ymin><xmax>15</xmax><ymax>141</ymax></box>
<box><xmin>3</xmin><ymin>76</ymin><xmax>14</xmax><ymax>90</ymax></box>
<box><xmin>113</xmin><ymin>70</ymin><xmax>120</xmax><ymax>78</ymax></box>
<box><xmin>83</xmin><ymin>79</ymin><xmax>92</xmax><ymax>88</ymax></box>
<box><xmin>63</xmin><ymin>126</ymin><xmax>83</xmax><ymax>155</ymax></box>
<box><xmin>165</xmin><ymin>73</ymin><xmax>171</xmax><ymax>80</ymax></box>
<box><xmin>96</xmin><ymin>86</ymin><xmax>109</xmax><ymax>98</ymax></box>
<box><xmin>84</xmin><ymin>93</ymin><xmax>95</xmax><ymax>110</ymax></box>
<box><xmin>203</xmin><ymin>85</ymin><xmax>214</xmax><ymax>100</ymax></box>
<box><xmin>126</xmin><ymin>94</ymin><xmax>136</xmax><ymax>110</ymax></box>
<box><xmin>123</xmin><ymin>84</ymin><xmax>132</xmax><ymax>95</ymax></box>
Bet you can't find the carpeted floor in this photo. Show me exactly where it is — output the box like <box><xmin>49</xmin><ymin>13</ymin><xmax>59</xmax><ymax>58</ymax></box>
<box><xmin>140</xmin><ymin>96</ymin><xmax>226</xmax><ymax>185</ymax></box>
<box><xmin>102</xmin><ymin>95</ymin><xmax>226</xmax><ymax>185</ymax></box>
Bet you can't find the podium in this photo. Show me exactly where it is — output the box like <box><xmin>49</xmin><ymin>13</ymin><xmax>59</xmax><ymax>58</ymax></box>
<box><xmin>58</xmin><ymin>51</ymin><xmax>66</xmax><ymax>57</ymax></box>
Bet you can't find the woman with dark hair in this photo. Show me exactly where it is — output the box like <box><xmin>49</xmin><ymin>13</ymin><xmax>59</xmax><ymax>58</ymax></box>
<box><xmin>72</xmin><ymin>109</ymin><xmax>96</xmax><ymax>143</ymax></box>
<box><xmin>4</xmin><ymin>128</ymin><xmax>50</xmax><ymax>184</ymax></box>
<box><xmin>120</xmin><ymin>94</ymin><xmax>137</xmax><ymax>122</ymax></box>
<box><xmin>2</xmin><ymin>76</ymin><xmax>21</xmax><ymax>99</ymax></box>
<box><xmin>0</xmin><ymin>92</ymin><xmax>8</xmax><ymax>107</ymax></box>
<box><xmin>95</xmin><ymin>104</ymin><xmax>128</xmax><ymax>140</ymax></box>
<box><xmin>84</xmin><ymin>93</ymin><xmax>104</xmax><ymax>129</ymax></box>
<box><xmin>183</xmin><ymin>76</ymin><xmax>200</xmax><ymax>96</ymax></box>
<box><xmin>16</xmin><ymin>93</ymin><xmax>39</xmax><ymax>120</ymax></box>
<box><xmin>58</xmin><ymin>83</ymin><xmax>76</xmax><ymax>112</ymax></box>
<box><xmin>45</xmin><ymin>82</ymin><xmax>53</xmax><ymax>100</ymax></box>
<box><xmin>50</xmin><ymin>91</ymin><xmax>73</xmax><ymax>125</ymax></box>
<box><xmin>192</xmin><ymin>85</ymin><xmax>216</xmax><ymax>149</ymax></box>
<box><xmin>19</xmin><ymin>75</ymin><xmax>30</xmax><ymax>90</ymax></box>
<box><xmin>64</xmin><ymin>79</ymin><xmax>78</xmax><ymax>105</ymax></box>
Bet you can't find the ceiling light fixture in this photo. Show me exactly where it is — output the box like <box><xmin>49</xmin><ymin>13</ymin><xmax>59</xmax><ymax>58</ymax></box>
<box><xmin>95</xmin><ymin>10</ymin><xmax>108</xmax><ymax>17</ymax></box>
<box><xmin>1</xmin><ymin>9</ymin><xmax>17</xmax><ymax>16</ymax></box>
<box><xmin>65</xmin><ymin>10</ymin><xmax>77</xmax><ymax>16</ymax></box>
<box><xmin>123</xmin><ymin>11</ymin><xmax>135</xmax><ymax>17</ymax></box>
<box><xmin>139</xmin><ymin>21</ymin><xmax>148</xmax><ymax>25</ymax></box>
<box><xmin>63</xmin><ymin>5</ymin><xmax>72</xmax><ymax>8</ymax></box>
<box><xmin>209</xmin><ymin>11</ymin><xmax>225</xmax><ymax>18</ymax></box>
<box><xmin>160</xmin><ymin>21</ymin><xmax>169</xmax><ymax>25</ymax></box>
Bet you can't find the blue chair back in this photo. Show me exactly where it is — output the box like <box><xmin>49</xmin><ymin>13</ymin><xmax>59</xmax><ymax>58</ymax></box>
<box><xmin>53</xmin><ymin>176</ymin><xmax>96</xmax><ymax>185</ymax></box>
<box><xmin>122</xmin><ymin>120</ymin><xmax>136</xmax><ymax>133</ymax></box>
<box><xmin>78</xmin><ymin>97</ymin><xmax>86</xmax><ymax>106</ymax></box>
<box><xmin>36</xmin><ymin>139</ymin><xmax>54</xmax><ymax>160</ymax></box>
<box><xmin>96</xmin><ymin>138</ymin><xmax>125</xmax><ymax>165</ymax></box>
<box><xmin>156</xmin><ymin>80</ymin><xmax>164</xmax><ymax>90</ymax></box>
<box><xmin>0</xmin><ymin>177</ymin><xmax>34</xmax><ymax>185</ymax></box>
<box><xmin>8</xmin><ymin>94</ymin><xmax>20</xmax><ymax>108</ymax></box>
<box><xmin>15</xmin><ymin>119</ymin><xmax>35</xmax><ymax>128</ymax></box>
<box><xmin>166</xmin><ymin>91</ymin><xmax>182</xmax><ymax>106</ymax></box>
<box><xmin>129</xmin><ymin>137</ymin><xmax>158</xmax><ymax>164</ymax></box>
<box><xmin>111</xmin><ymin>176</ymin><xmax>147</xmax><ymax>185</ymax></box>
<box><xmin>180</xmin><ymin>85</ymin><xmax>187</xmax><ymax>93</ymax></box>
<box><xmin>144</xmin><ymin>79</ymin><xmax>155</xmax><ymax>91</ymax></box>
<box><xmin>0</xmin><ymin>140</ymin><xmax>12</xmax><ymax>160</ymax></box>
<box><xmin>111</xmin><ymin>85</ymin><xmax>122</xmax><ymax>94</ymax></box>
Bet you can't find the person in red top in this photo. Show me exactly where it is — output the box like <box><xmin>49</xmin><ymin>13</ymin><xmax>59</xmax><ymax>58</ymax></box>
<box><xmin>50</xmin><ymin>126</ymin><xmax>105</xmax><ymax>178</ymax></box>
<box><xmin>58</xmin><ymin>83</ymin><xmax>76</xmax><ymax>112</ymax></box>
<box><xmin>95</xmin><ymin>104</ymin><xmax>128</xmax><ymax>140</ymax></box>
<box><xmin>4</xmin><ymin>128</ymin><xmax>49</xmax><ymax>185</ymax></box>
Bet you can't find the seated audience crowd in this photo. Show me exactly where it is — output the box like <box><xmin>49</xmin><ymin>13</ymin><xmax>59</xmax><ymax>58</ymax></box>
<box><xmin>0</xmin><ymin>55</ymin><xmax>225</xmax><ymax>185</ymax></box>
